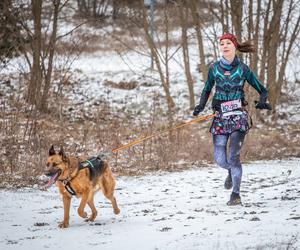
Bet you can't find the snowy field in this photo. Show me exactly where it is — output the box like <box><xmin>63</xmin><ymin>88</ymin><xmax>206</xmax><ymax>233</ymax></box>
<box><xmin>0</xmin><ymin>159</ymin><xmax>299</xmax><ymax>250</ymax></box>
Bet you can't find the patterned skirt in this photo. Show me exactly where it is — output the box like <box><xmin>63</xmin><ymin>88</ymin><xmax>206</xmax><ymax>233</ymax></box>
<box><xmin>210</xmin><ymin>111</ymin><xmax>250</xmax><ymax>135</ymax></box>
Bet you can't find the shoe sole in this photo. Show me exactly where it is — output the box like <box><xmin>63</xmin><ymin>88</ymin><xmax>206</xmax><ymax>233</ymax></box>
<box><xmin>227</xmin><ymin>199</ymin><xmax>242</xmax><ymax>206</ymax></box>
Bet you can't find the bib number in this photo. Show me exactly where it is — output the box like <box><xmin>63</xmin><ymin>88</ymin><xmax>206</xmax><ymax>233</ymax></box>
<box><xmin>221</xmin><ymin>99</ymin><xmax>242</xmax><ymax>113</ymax></box>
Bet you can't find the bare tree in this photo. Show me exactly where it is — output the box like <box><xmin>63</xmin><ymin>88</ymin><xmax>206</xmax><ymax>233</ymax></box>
<box><xmin>252</xmin><ymin>0</ymin><xmax>261</xmax><ymax>74</ymax></box>
<box><xmin>76</xmin><ymin>0</ymin><xmax>110</xmax><ymax>18</ymax></box>
<box><xmin>0</xmin><ymin>0</ymin><xmax>26</xmax><ymax>68</ymax></box>
<box><xmin>188</xmin><ymin>0</ymin><xmax>208</xmax><ymax>80</ymax></box>
<box><xmin>271</xmin><ymin>0</ymin><xmax>300</xmax><ymax>108</ymax></box>
<box><xmin>140</xmin><ymin>0</ymin><xmax>175</xmax><ymax>119</ymax></box>
<box><xmin>265</xmin><ymin>0</ymin><xmax>283</xmax><ymax>110</ymax></box>
<box><xmin>27</xmin><ymin>0</ymin><xmax>42</xmax><ymax>105</ymax></box>
<box><xmin>229</xmin><ymin>0</ymin><xmax>243</xmax><ymax>41</ymax></box>
<box><xmin>24</xmin><ymin>0</ymin><xmax>80</xmax><ymax>111</ymax></box>
<box><xmin>40</xmin><ymin>0</ymin><xmax>61</xmax><ymax>111</ymax></box>
<box><xmin>178</xmin><ymin>0</ymin><xmax>195</xmax><ymax>110</ymax></box>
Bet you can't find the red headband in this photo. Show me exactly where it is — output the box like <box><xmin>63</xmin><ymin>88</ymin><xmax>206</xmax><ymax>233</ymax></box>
<box><xmin>219</xmin><ymin>33</ymin><xmax>238</xmax><ymax>47</ymax></box>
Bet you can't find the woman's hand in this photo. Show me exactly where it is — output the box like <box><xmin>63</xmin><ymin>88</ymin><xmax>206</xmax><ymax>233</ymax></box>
<box><xmin>255</xmin><ymin>101</ymin><xmax>272</xmax><ymax>110</ymax></box>
<box><xmin>193</xmin><ymin>105</ymin><xmax>204</xmax><ymax>116</ymax></box>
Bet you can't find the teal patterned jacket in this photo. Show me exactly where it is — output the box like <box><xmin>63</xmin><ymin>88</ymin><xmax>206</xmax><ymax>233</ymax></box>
<box><xmin>198</xmin><ymin>56</ymin><xmax>268</xmax><ymax>112</ymax></box>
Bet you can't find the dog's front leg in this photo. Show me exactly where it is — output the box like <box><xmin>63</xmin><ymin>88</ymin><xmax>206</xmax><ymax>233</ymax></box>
<box><xmin>59</xmin><ymin>195</ymin><xmax>71</xmax><ymax>228</ymax></box>
<box><xmin>78</xmin><ymin>193</ymin><xmax>88</xmax><ymax>219</ymax></box>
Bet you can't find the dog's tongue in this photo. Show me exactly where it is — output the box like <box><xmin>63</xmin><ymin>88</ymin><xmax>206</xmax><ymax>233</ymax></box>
<box><xmin>46</xmin><ymin>172</ymin><xmax>59</xmax><ymax>188</ymax></box>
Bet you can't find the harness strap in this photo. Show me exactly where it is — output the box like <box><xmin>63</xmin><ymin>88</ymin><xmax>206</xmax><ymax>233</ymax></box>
<box><xmin>64</xmin><ymin>181</ymin><xmax>76</xmax><ymax>196</ymax></box>
<box><xmin>58</xmin><ymin>157</ymin><xmax>96</xmax><ymax>196</ymax></box>
<box><xmin>59</xmin><ymin>179</ymin><xmax>76</xmax><ymax>196</ymax></box>
<box><xmin>58</xmin><ymin>158</ymin><xmax>81</xmax><ymax>196</ymax></box>
<box><xmin>86</xmin><ymin>160</ymin><xmax>95</xmax><ymax>168</ymax></box>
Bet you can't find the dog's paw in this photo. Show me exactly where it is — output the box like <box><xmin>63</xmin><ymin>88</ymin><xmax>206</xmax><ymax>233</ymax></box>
<box><xmin>84</xmin><ymin>216</ymin><xmax>95</xmax><ymax>222</ymax></box>
<box><xmin>78</xmin><ymin>210</ymin><xmax>88</xmax><ymax>218</ymax></box>
<box><xmin>58</xmin><ymin>221</ymin><xmax>69</xmax><ymax>228</ymax></box>
<box><xmin>114</xmin><ymin>208</ymin><xmax>120</xmax><ymax>215</ymax></box>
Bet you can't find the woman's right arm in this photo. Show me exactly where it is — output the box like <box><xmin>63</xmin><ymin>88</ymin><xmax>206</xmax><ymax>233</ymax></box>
<box><xmin>193</xmin><ymin>65</ymin><xmax>215</xmax><ymax>116</ymax></box>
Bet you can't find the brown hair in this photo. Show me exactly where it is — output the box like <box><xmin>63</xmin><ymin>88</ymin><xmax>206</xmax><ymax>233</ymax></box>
<box><xmin>237</xmin><ymin>40</ymin><xmax>256</xmax><ymax>53</ymax></box>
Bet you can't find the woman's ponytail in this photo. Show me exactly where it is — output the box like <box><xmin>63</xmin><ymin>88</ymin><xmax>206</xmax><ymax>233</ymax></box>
<box><xmin>237</xmin><ymin>40</ymin><xmax>256</xmax><ymax>53</ymax></box>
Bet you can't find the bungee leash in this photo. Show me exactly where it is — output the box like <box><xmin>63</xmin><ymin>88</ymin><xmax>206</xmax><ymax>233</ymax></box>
<box><xmin>111</xmin><ymin>113</ymin><xmax>216</xmax><ymax>154</ymax></box>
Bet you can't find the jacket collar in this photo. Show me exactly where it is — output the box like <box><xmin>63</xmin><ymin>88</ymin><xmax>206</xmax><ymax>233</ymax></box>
<box><xmin>219</xmin><ymin>56</ymin><xmax>240</xmax><ymax>70</ymax></box>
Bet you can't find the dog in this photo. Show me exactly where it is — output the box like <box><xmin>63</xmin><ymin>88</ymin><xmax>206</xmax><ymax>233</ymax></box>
<box><xmin>45</xmin><ymin>145</ymin><xmax>120</xmax><ymax>228</ymax></box>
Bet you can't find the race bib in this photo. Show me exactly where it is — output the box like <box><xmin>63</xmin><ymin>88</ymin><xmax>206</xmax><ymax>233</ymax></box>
<box><xmin>221</xmin><ymin>99</ymin><xmax>242</xmax><ymax>113</ymax></box>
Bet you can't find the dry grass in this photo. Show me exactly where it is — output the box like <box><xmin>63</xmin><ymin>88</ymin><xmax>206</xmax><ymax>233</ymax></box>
<box><xmin>1</xmin><ymin>90</ymin><xmax>299</xmax><ymax>188</ymax></box>
<box><xmin>0</xmin><ymin>72</ymin><xmax>299</xmax><ymax>188</ymax></box>
<box><xmin>103</xmin><ymin>80</ymin><xmax>138</xmax><ymax>90</ymax></box>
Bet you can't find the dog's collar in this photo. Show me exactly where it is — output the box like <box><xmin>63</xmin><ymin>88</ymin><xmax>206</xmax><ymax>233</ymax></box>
<box><xmin>57</xmin><ymin>158</ymin><xmax>82</xmax><ymax>196</ymax></box>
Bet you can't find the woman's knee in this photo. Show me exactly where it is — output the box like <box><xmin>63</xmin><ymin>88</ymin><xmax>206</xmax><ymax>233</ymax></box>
<box><xmin>228</xmin><ymin>152</ymin><xmax>241</xmax><ymax>166</ymax></box>
<box><xmin>213</xmin><ymin>134</ymin><xmax>230</xmax><ymax>169</ymax></box>
<box><xmin>214</xmin><ymin>151</ymin><xmax>228</xmax><ymax>169</ymax></box>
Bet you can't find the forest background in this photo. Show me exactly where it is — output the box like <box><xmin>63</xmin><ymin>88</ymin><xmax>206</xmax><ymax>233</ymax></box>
<box><xmin>0</xmin><ymin>0</ymin><xmax>299</xmax><ymax>187</ymax></box>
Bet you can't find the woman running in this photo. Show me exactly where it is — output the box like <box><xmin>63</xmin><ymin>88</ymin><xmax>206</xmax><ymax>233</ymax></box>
<box><xmin>193</xmin><ymin>33</ymin><xmax>272</xmax><ymax>205</ymax></box>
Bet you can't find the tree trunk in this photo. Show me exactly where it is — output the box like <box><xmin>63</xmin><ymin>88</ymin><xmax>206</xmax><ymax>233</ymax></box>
<box><xmin>188</xmin><ymin>0</ymin><xmax>208</xmax><ymax>80</ymax></box>
<box><xmin>247</xmin><ymin>0</ymin><xmax>253</xmax><ymax>66</ymax></box>
<box><xmin>244</xmin><ymin>0</ymin><xmax>256</xmax><ymax>115</ymax></box>
<box><xmin>252</xmin><ymin>0</ymin><xmax>261</xmax><ymax>74</ymax></box>
<box><xmin>225</xmin><ymin>0</ymin><xmax>230</xmax><ymax>32</ymax></box>
<box><xmin>229</xmin><ymin>0</ymin><xmax>243</xmax><ymax>41</ymax></box>
<box><xmin>112</xmin><ymin>0</ymin><xmax>120</xmax><ymax>19</ymax></box>
<box><xmin>27</xmin><ymin>0</ymin><xmax>42</xmax><ymax>105</ymax></box>
<box><xmin>267</xmin><ymin>0</ymin><xmax>284</xmax><ymax>111</ymax></box>
<box><xmin>163</xmin><ymin>4</ymin><xmax>170</xmax><ymax>90</ymax></box>
<box><xmin>179</xmin><ymin>1</ymin><xmax>195</xmax><ymax>110</ymax></box>
<box><xmin>140</xmin><ymin>0</ymin><xmax>175</xmax><ymax>114</ymax></box>
<box><xmin>275</xmin><ymin>11</ymin><xmax>300</xmax><ymax>108</ymax></box>
<box><xmin>259</xmin><ymin>0</ymin><xmax>271</xmax><ymax>83</ymax></box>
<box><xmin>40</xmin><ymin>0</ymin><xmax>60</xmax><ymax>111</ymax></box>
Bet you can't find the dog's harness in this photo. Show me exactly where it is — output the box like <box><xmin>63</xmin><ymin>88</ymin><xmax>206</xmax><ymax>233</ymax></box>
<box><xmin>78</xmin><ymin>157</ymin><xmax>105</xmax><ymax>174</ymax></box>
<box><xmin>59</xmin><ymin>156</ymin><xmax>105</xmax><ymax>196</ymax></box>
<box><xmin>60</xmin><ymin>178</ymin><xmax>77</xmax><ymax>196</ymax></box>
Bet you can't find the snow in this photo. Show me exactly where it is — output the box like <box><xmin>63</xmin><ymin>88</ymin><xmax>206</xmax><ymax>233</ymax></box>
<box><xmin>1</xmin><ymin>159</ymin><xmax>299</xmax><ymax>250</ymax></box>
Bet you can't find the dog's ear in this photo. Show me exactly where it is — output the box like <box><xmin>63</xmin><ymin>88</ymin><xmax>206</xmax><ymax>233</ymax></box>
<box><xmin>59</xmin><ymin>147</ymin><xmax>68</xmax><ymax>162</ymax></box>
<box><xmin>49</xmin><ymin>145</ymin><xmax>56</xmax><ymax>156</ymax></box>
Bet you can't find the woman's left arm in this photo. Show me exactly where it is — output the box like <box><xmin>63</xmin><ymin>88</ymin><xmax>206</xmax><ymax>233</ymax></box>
<box><xmin>245</xmin><ymin>66</ymin><xmax>272</xmax><ymax>110</ymax></box>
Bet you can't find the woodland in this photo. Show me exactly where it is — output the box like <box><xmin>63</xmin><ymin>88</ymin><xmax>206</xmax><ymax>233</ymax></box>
<box><xmin>0</xmin><ymin>0</ymin><xmax>299</xmax><ymax>186</ymax></box>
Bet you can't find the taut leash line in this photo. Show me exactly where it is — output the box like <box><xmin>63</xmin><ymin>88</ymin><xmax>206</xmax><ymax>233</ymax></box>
<box><xmin>111</xmin><ymin>113</ymin><xmax>216</xmax><ymax>154</ymax></box>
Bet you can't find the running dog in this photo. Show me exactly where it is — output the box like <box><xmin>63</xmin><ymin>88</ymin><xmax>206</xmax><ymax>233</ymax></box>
<box><xmin>45</xmin><ymin>145</ymin><xmax>120</xmax><ymax>228</ymax></box>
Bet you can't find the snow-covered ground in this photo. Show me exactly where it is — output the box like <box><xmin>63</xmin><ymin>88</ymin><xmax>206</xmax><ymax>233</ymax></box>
<box><xmin>1</xmin><ymin>159</ymin><xmax>299</xmax><ymax>250</ymax></box>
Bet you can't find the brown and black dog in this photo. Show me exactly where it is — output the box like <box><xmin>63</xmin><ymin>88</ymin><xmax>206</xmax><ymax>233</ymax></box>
<box><xmin>45</xmin><ymin>145</ymin><xmax>120</xmax><ymax>228</ymax></box>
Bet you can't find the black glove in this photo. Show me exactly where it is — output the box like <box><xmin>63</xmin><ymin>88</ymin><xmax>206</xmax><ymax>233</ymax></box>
<box><xmin>255</xmin><ymin>101</ymin><xmax>272</xmax><ymax>110</ymax></box>
<box><xmin>193</xmin><ymin>104</ymin><xmax>204</xmax><ymax>116</ymax></box>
